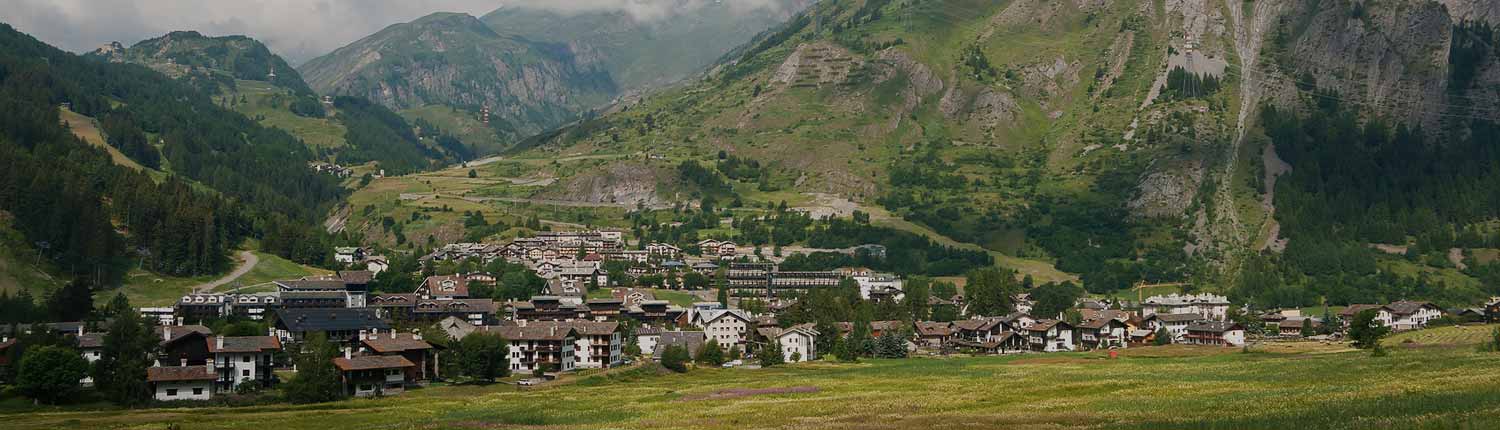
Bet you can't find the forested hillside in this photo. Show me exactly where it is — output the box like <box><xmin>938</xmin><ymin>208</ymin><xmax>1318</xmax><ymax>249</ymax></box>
<box><xmin>0</xmin><ymin>24</ymin><xmax>343</xmax><ymax>287</ymax></box>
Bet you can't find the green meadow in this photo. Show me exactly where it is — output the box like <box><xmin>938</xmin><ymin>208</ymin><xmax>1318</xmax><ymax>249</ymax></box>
<box><xmin>9</xmin><ymin>336</ymin><xmax>1500</xmax><ymax>429</ymax></box>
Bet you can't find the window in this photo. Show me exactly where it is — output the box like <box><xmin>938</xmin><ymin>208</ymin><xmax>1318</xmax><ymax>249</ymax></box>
<box><xmin>193</xmin><ymin>388</ymin><xmax>203</xmax><ymax>395</ymax></box>
<box><xmin>243</xmin><ymin>356</ymin><xmax>252</xmax><ymax>362</ymax></box>
<box><xmin>242</xmin><ymin>369</ymin><xmax>251</xmax><ymax>377</ymax></box>
<box><xmin>166</xmin><ymin>388</ymin><xmax>178</xmax><ymax>396</ymax></box>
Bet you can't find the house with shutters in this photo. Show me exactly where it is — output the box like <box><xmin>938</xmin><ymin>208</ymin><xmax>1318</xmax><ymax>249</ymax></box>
<box><xmin>1025</xmin><ymin>319</ymin><xmax>1075</xmax><ymax>352</ymax></box>
<box><xmin>333</xmin><ymin>352</ymin><xmax>414</xmax><ymax>397</ymax></box>
<box><xmin>1340</xmin><ymin>301</ymin><xmax>1444</xmax><ymax>331</ymax></box>
<box><xmin>1183</xmin><ymin>321</ymin><xmax>1246</xmax><ymax>347</ymax></box>
<box><xmin>568</xmin><ymin>321</ymin><xmax>623</xmax><ymax>369</ymax></box>
<box><xmin>208</xmin><ymin>335</ymin><xmax>281</xmax><ymax>392</ymax></box>
<box><xmin>1076</xmin><ymin>318</ymin><xmax>1128</xmax><ymax>350</ymax></box>
<box><xmin>359</xmin><ymin>330</ymin><xmax>439</xmax><ymax>382</ymax></box>
<box><xmin>692</xmin><ymin>308</ymin><xmax>754</xmax><ymax>347</ymax></box>
<box><xmin>913</xmin><ymin>321</ymin><xmax>954</xmax><ymax>349</ymax></box>
<box><xmin>148</xmin><ymin>363</ymin><xmax>217</xmax><ymax>401</ymax></box>
<box><xmin>763</xmin><ymin>324</ymin><xmax>818</xmax><ymax>362</ymax></box>
<box><xmin>487</xmin><ymin>320</ymin><xmax>578</xmax><ymax>374</ymax></box>
<box><xmin>1146</xmin><ymin>313</ymin><xmax>1204</xmax><ymax>342</ymax></box>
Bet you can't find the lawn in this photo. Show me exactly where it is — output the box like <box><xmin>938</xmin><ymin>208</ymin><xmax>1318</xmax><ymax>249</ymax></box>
<box><xmin>590</xmin><ymin>287</ymin><xmax>703</xmax><ymax>307</ymax></box>
<box><xmin>9</xmin><ymin>341</ymin><xmax>1500</xmax><ymax>429</ymax></box>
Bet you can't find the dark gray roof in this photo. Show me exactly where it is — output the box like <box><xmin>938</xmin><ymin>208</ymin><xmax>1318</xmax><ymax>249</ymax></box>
<box><xmin>654</xmin><ymin>331</ymin><xmax>706</xmax><ymax>359</ymax></box>
<box><xmin>273</xmin><ymin>308</ymin><xmax>389</xmax><ymax>332</ymax></box>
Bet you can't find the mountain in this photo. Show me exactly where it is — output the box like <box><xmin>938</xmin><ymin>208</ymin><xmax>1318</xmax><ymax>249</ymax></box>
<box><xmin>298</xmin><ymin>12</ymin><xmax>618</xmax><ymax>141</ymax></box>
<box><xmin>480</xmin><ymin>1</ymin><xmax>812</xmax><ymax>91</ymax></box>
<box><xmin>89</xmin><ymin>30</ymin><xmax>313</xmax><ymax>95</ymax></box>
<box><xmin>0</xmin><ymin>23</ymin><xmax>346</xmax><ymax>288</ymax></box>
<box><xmin>505</xmin><ymin>0</ymin><xmax>1500</xmax><ymax>309</ymax></box>
<box><xmin>89</xmin><ymin>31</ymin><xmax>462</xmax><ymax>174</ymax></box>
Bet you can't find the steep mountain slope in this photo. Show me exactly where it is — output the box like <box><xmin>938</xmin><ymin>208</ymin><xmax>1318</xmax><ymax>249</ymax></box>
<box><xmin>91</xmin><ymin>31</ymin><xmax>464</xmax><ymax>174</ymax></box>
<box><xmin>89</xmin><ymin>31</ymin><xmax>312</xmax><ymax>95</ymax></box>
<box><xmin>298</xmin><ymin>12</ymin><xmax>617</xmax><ymax>141</ymax></box>
<box><xmin>480</xmin><ymin>1</ymin><xmax>812</xmax><ymax>91</ymax></box>
<box><xmin>509</xmin><ymin>0</ymin><xmax>1500</xmax><ymax>307</ymax></box>
<box><xmin>0</xmin><ymin>23</ymin><xmax>346</xmax><ymax>285</ymax></box>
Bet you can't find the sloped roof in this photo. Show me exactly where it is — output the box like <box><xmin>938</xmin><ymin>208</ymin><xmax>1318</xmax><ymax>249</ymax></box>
<box><xmin>1153</xmin><ymin>313</ymin><xmax>1205</xmax><ymax>323</ymax></box>
<box><xmin>1386</xmin><ymin>301</ymin><xmax>1438</xmax><ymax>316</ymax></box>
<box><xmin>420</xmin><ymin>275</ymin><xmax>470</xmax><ymax>297</ymax></box>
<box><xmin>338</xmin><ymin>270</ymin><xmax>375</xmax><ymax>284</ymax></box>
<box><xmin>1186</xmin><ymin>321</ymin><xmax>1243</xmax><ymax>333</ymax></box>
<box><xmin>1027</xmin><ymin>319</ymin><xmax>1071</xmax><ymax>332</ymax></box>
<box><xmin>485</xmin><ymin>321</ymin><xmax>576</xmax><ymax>341</ymax></box>
<box><xmin>654</xmin><ymin>331</ymin><xmax>706</xmax><ymax>359</ymax></box>
<box><xmin>361</xmin><ymin>333</ymin><xmax>433</xmax><ymax>353</ymax></box>
<box><xmin>77</xmin><ymin>332</ymin><xmax>106</xmax><ymax>349</ymax></box>
<box><xmin>274</xmin><ymin>308</ymin><xmax>389</xmax><ymax>332</ymax></box>
<box><xmin>333</xmin><ymin>355</ymin><xmax>415</xmax><ymax>371</ymax></box>
<box><xmin>208</xmin><ymin>336</ymin><xmax>281</xmax><ymax>353</ymax></box>
<box><xmin>568</xmin><ymin>321</ymin><xmax>620</xmax><ymax>336</ymax></box>
<box><xmin>275</xmin><ymin>279</ymin><xmax>349</xmax><ymax>291</ymax></box>
<box><xmin>914</xmin><ymin>321</ymin><xmax>952</xmax><ymax>337</ymax></box>
<box><xmin>147</xmin><ymin>365</ymin><xmax>216</xmax><ymax>382</ymax></box>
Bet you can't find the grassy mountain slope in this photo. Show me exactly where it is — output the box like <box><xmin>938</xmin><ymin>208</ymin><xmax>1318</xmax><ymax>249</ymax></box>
<box><xmin>480</xmin><ymin>1</ymin><xmax>812</xmax><ymax>90</ymax></box>
<box><xmin>503</xmin><ymin>0</ymin><xmax>1500</xmax><ymax>307</ymax></box>
<box><xmin>298</xmin><ymin>12</ymin><xmax>618</xmax><ymax>143</ymax></box>
<box><xmin>90</xmin><ymin>31</ymin><xmax>312</xmax><ymax>95</ymax></box>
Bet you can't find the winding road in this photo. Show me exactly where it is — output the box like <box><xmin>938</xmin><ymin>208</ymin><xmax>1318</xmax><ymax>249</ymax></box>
<box><xmin>192</xmin><ymin>251</ymin><xmax>258</xmax><ymax>294</ymax></box>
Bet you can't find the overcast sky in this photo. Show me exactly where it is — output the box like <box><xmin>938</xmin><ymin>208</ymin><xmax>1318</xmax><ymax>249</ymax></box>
<box><xmin>1</xmin><ymin>0</ymin><xmax>790</xmax><ymax>65</ymax></box>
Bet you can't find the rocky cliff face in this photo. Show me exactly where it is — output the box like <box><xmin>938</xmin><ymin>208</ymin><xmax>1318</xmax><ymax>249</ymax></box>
<box><xmin>297</xmin><ymin>12</ymin><xmax>618</xmax><ymax>138</ymax></box>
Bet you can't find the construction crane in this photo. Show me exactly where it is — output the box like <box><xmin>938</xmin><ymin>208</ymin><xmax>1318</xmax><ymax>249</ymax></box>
<box><xmin>1132</xmin><ymin>281</ymin><xmax>1191</xmax><ymax>304</ymax></box>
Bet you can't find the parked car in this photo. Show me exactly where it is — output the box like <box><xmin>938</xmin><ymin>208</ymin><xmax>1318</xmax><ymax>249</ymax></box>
<box><xmin>518</xmin><ymin>378</ymin><xmax>541</xmax><ymax>386</ymax></box>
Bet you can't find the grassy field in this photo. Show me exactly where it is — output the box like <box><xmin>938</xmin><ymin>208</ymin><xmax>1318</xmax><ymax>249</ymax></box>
<box><xmin>589</xmin><ymin>287</ymin><xmax>703</xmax><ymax>307</ymax></box>
<box><xmin>1386</xmin><ymin>324</ymin><xmax>1497</xmax><ymax>348</ymax></box>
<box><xmin>9</xmin><ymin>341</ymin><xmax>1500</xmax><ymax>429</ymax></box>
<box><xmin>226</xmin><ymin>80</ymin><xmax>347</xmax><ymax>149</ymax></box>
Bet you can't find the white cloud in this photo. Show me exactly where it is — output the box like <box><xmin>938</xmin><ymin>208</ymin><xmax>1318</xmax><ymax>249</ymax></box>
<box><xmin>0</xmin><ymin>0</ymin><xmax>793</xmax><ymax>65</ymax></box>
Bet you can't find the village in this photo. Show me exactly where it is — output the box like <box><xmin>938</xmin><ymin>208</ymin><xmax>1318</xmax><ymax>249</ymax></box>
<box><xmin>0</xmin><ymin>229</ymin><xmax>1484</xmax><ymax>404</ymax></box>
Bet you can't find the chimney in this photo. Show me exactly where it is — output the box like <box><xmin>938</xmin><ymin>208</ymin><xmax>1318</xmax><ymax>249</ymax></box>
<box><xmin>77</xmin><ymin>325</ymin><xmax>85</xmax><ymax>336</ymax></box>
<box><xmin>518</xmin><ymin>320</ymin><xmax>527</xmax><ymax>327</ymax></box>
<box><xmin>359</xmin><ymin>329</ymin><xmax>368</xmax><ymax>341</ymax></box>
<box><xmin>391</xmin><ymin>328</ymin><xmax>397</xmax><ymax>337</ymax></box>
<box><xmin>153</xmin><ymin>359</ymin><xmax>161</xmax><ymax>367</ymax></box>
<box><xmin>207</xmin><ymin>362</ymin><xmax>216</xmax><ymax>373</ymax></box>
<box><xmin>215</xmin><ymin>336</ymin><xmax>224</xmax><ymax>351</ymax></box>
<box><xmin>343</xmin><ymin>347</ymin><xmax>352</xmax><ymax>359</ymax></box>
<box><xmin>163</xmin><ymin>327</ymin><xmax>172</xmax><ymax>341</ymax></box>
<box><xmin>176</xmin><ymin>317</ymin><xmax>184</xmax><ymax>326</ymax></box>
<box><xmin>180</xmin><ymin>358</ymin><xmax>188</xmax><ymax>367</ymax></box>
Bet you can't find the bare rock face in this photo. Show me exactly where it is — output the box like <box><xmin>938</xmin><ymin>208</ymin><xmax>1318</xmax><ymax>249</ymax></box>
<box><xmin>1130</xmin><ymin>163</ymin><xmax>1205</xmax><ymax>218</ymax></box>
<box><xmin>772</xmin><ymin>42</ymin><xmax>867</xmax><ymax>89</ymax></box>
<box><xmin>544</xmin><ymin>161</ymin><xmax>668</xmax><ymax>207</ymax></box>
<box><xmin>1440</xmin><ymin>0</ymin><xmax>1500</xmax><ymax>25</ymax></box>
<box><xmin>1282</xmin><ymin>1</ymin><xmax>1455</xmax><ymax>130</ymax></box>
